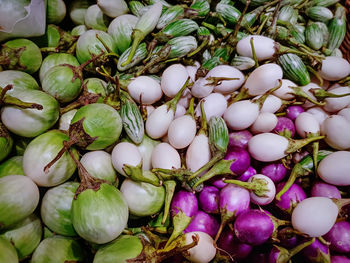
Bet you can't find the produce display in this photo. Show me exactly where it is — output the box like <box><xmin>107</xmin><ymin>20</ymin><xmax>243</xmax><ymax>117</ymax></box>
<box><xmin>1</xmin><ymin>0</ymin><xmax>350</xmax><ymax>262</ymax></box>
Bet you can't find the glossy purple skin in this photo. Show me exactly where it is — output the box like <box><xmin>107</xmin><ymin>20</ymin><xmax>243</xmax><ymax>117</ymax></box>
<box><xmin>302</xmin><ymin>238</ymin><xmax>329</xmax><ymax>260</ymax></box>
<box><xmin>234</xmin><ymin>209</ymin><xmax>274</xmax><ymax>246</ymax></box>
<box><xmin>219</xmin><ymin>184</ymin><xmax>250</xmax><ymax>221</ymax></box>
<box><xmin>228</xmin><ymin>130</ymin><xmax>252</xmax><ymax>149</ymax></box>
<box><xmin>268</xmin><ymin>246</ymin><xmax>281</xmax><ymax>263</ymax></box>
<box><xmin>311</xmin><ymin>182</ymin><xmax>341</xmax><ymax>199</ymax></box>
<box><xmin>170</xmin><ymin>190</ymin><xmax>198</xmax><ymax>218</ymax></box>
<box><xmin>324</xmin><ymin>221</ymin><xmax>350</xmax><ymax>253</ymax></box>
<box><xmin>198</xmin><ymin>186</ymin><xmax>220</xmax><ymax>214</ymax></box>
<box><xmin>286</xmin><ymin>105</ymin><xmax>305</xmax><ymax>121</ymax></box>
<box><xmin>277</xmin><ymin>227</ymin><xmax>298</xmax><ymax>249</ymax></box>
<box><xmin>210</xmin><ymin>176</ymin><xmax>228</xmax><ymax>189</ymax></box>
<box><xmin>273</xmin><ymin>116</ymin><xmax>296</xmax><ymax>138</ymax></box>
<box><xmin>184</xmin><ymin>211</ymin><xmax>220</xmax><ymax>238</ymax></box>
<box><xmin>237</xmin><ymin>166</ymin><xmax>257</xmax><ymax>182</ymax></box>
<box><xmin>261</xmin><ymin>162</ymin><xmax>288</xmax><ymax>183</ymax></box>
<box><xmin>224</xmin><ymin>147</ymin><xmax>251</xmax><ymax>175</ymax></box>
<box><xmin>275</xmin><ymin>182</ymin><xmax>307</xmax><ymax>212</ymax></box>
<box><xmin>331</xmin><ymin>255</ymin><xmax>350</xmax><ymax>263</ymax></box>
<box><xmin>217</xmin><ymin>227</ymin><xmax>253</xmax><ymax>259</ymax></box>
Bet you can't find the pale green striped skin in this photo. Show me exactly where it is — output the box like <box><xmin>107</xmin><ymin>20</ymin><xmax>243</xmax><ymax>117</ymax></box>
<box><xmin>40</xmin><ymin>182</ymin><xmax>79</xmax><ymax>236</ymax></box>
<box><xmin>315</xmin><ymin>22</ymin><xmax>329</xmax><ymax>46</ymax></box>
<box><xmin>0</xmin><ymin>214</ymin><xmax>42</xmax><ymax>260</ymax></box>
<box><xmin>216</xmin><ymin>1</ymin><xmax>241</xmax><ymax>25</ymax></box>
<box><xmin>209</xmin><ymin>116</ymin><xmax>229</xmax><ymax>153</ymax></box>
<box><xmin>156</xmin><ymin>5</ymin><xmax>184</xmax><ymax>29</ymax></box>
<box><xmin>0</xmin><ymin>125</ymin><xmax>12</xmax><ymax>162</ymax></box>
<box><xmin>108</xmin><ymin>14</ymin><xmax>138</xmax><ymax>54</ymax></box>
<box><xmin>22</xmin><ymin>130</ymin><xmax>78</xmax><ymax>187</ymax></box>
<box><xmin>47</xmin><ymin>0</ymin><xmax>66</xmax><ymax>24</ymax></box>
<box><xmin>85</xmin><ymin>4</ymin><xmax>110</xmax><ymax>31</ymax></box>
<box><xmin>72</xmin><ymin>184</ymin><xmax>128</xmax><ymax>244</ymax></box>
<box><xmin>42</xmin><ymin>65</ymin><xmax>82</xmax><ymax>103</ymax></box>
<box><xmin>84</xmin><ymin>78</ymin><xmax>108</xmax><ymax>101</ymax></box>
<box><xmin>156</xmin><ymin>19</ymin><xmax>199</xmax><ymax>42</ymax></box>
<box><xmin>308</xmin><ymin>0</ymin><xmax>339</xmax><ymax>7</ymax></box>
<box><xmin>71</xmin><ymin>25</ymin><xmax>88</xmax><ymax>36</ymax></box>
<box><xmin>327</xmin><ymin>5</ymin><xmax>346</xmax><ymax>51</ymax></box>
<box><xmin>278</xmin><ymin>53</ymin><xmax>310</xmax><ymax>86</ymax></box>
<box><xmin>117</xmin><ymin>42</ymin><xmax>148</xmax><ymax>71</ymax></box>
<box><xmin>168</xmin><ymin>36</ymin><xmax>198</xmax><ymax>58</ymax></box>
<box><xmin>1</xmin><ymin>89</ymin><xmax>59</xmax><ymax>137</ymax></box>
<box><xmin>31</xmin><ymin>236</ymin><xmax>85</xmax><ymax>263</ymax></box>
<box><xmin>0</xmin><ymin>70</ymin><xmax>39</xmax><ymax>92</ymax></box>
<box><xmin>1</xmin><ymin>39</ymin><xmax>42</xmax><ymax>74</ymax></box>
<box><xmin>129</xmin><ymin>1</ymin><xmax>146</xmax><ymax>17</ymax></box>
<box><xmin>93</xmin><ymin>235</ymin><xmax>143</xmax><ymax>263</ymax></box>
<box><xmin>306</xmin><ymin>6</ymin><xmax>333</xmax><ymax>22</ymax></box>
<box><xmin>76</xmin><ymin>30</ymin><xmax>117</xmax><ymax>64</ymax></box>
<box><xmin>0</xmin><ymin>237</ymin><xmax>18</xmax><ymax>263</ymax></box>
<box><xmin>231</xmin><ymin>56</ymin><xmax>256</xmax><ymax>70</ymax></box>
<box><xmin>121</xmin><ymin>98</ymin><xmax>145</xmax><ymax>144</ymax></box>
<box><xmin>0</xmin><ymin>156</ymin><xmax>24</xmax><ymax>178</ymax></box>
<box><xmin>0</xmin><ymin>175</ymin><xmax>39</xmax><ymax>229</ymax></box>
<box><xmin>306</xmin><ymin>23</ymin><xmax>323</xmax><ymax>50</ymax></box>
<box><xmin>71</xmin><ymin>103</ymin><xmax>123</xmax><ymax>150</ymax></box>
<box><xmin>39</xmin><ymin>52</ymin><xmax>80</xmax><ymax>82</ymax></box>
<box><xmin>291</xmin><ymin>24</ymin><xmax>306</xmax><ymax>44</ymax></box>
<box><xmin>239</xmin><ymin>0</ymin><xmax>270</xmax><ymax>6</ymax></box>
<box><xmin>190</xmin><ymin>0</ymin><xmax>210</xmax><ymax>17</ymax></box>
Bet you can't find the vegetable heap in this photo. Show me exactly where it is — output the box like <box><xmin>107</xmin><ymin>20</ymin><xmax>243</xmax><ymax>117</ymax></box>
<box><xmin>1</xmin><ymin>0</ymin><xmax>350</xmax><ymax>262</ymax></box>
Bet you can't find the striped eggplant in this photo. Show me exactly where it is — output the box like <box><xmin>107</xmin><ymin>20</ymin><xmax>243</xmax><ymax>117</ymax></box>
<box><xmin>202</xmin><ymin>47</ymin><xmax>230</xmax><ymax>70</ymax></box>
<box><xmin>122</xmin><ymin>2</ymin><xmax>163</xmax><ymax>66</ymax></box>
<box><xmin>278</xmin><ymin>5</ymin><xmax>298</xmax><ymax>24</ymax></box>
<box><xmin>190</xmin><ymin>0</ymin><xmax>210</xmax><ymax>17</ymax></box>
<box><xmin>209</xmin><ymin>116</ymin><xmax>229</xmax><ymax>154</ymax></box>
<box><xmin>290</xmin><ymin>24</ymin><xmax>306</xmax><ymax>44</ymax></box>
<box><xmin>305</xmin><ymin>6</ymin><xmax>333</xmax><ymax>22</ymax></box>
<box><xmin>0</xmin><ymin>122</ymin><xmax>12</xmax><ymax>162</ymax></box>
<box><xmin>278</xmin><ymin>53</ymin><xmax>310</xmax><ymax>86</ymax></box>
<box><xmin>117</xmin><ymin>42</ymin><xmax>148</xmax><ymax>71</ymax></box>
<box><xmin>197</xmin><ymin>26</ymin><xmax>211</xmax><ymax>38</ymax></box>
<box><xmin>128</xmin><ymin>1</ymin><xmax>147</xmax><ymax>17</ymax></box>
<box><xmin>215</xmin><ymin>0</ymin><xmax>241</xmax><ymax>25</ymax></box>
<box><xmin>167</xmin><ymin>36</ymin><xmax>198</xmax><ymax>58</ymax></box>
<box><xmin>307</xmin><ymin>0</ymin><xmax>340</xmax><ymax>7</ymax></box>
<box><xmin>231</xmin><ymin>56</ymin><xmax>256</xmax><ymax>71</ymax></box>
<box><xmin>156</xmin><ymin>5</ymin><xmax>184</xmax><ymax>29</ymax></box>
<box><xmin>108</xmin><ymin>14</ymin><xmax>138</xmax><ymax>54</ymax></box>
<box><xmin>315</xmin><ymin>22</ymin><xmax>329</xmax><ymax>46</ymax></box>
<box><xmin>120</xmin><ymin>91</ymin><xmax>145</xmax><ymax>144</ymax></box>
<box><xmin>305</xmin><ymin>23</ymin><xmax>324</xmax><ymax>50</ymax></box>
<box><xmin>327</xmin><ymin>4</ymin><xmax>346</xmax><ymax>51</ymax></box>
<box><xmin>0</xmin><ymin>214</ymin><xmax>42</xmax><ymax>260</ymax></box>
<box><xmin>239</xmin><ymin>0</ymin><xmax>270</xmax><ymax>6</ymax></box>
<box><xmin>154</xmin><ymin>18</ymin><xmax>199</xmax><ymax>42</ymax></box>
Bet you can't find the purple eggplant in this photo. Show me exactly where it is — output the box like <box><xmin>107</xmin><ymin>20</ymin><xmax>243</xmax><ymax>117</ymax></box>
<box><xmin>324</xmin><ymin>221</ymin><xmax>350</xmax><ymax>253</ymax></box>
<box><xmin>228</xmin><ymin>130</ymin><xmax>252</xmax><ymax>149</ymax></box>
<box><xmin>237</xmin><ymin>166</ymin><xmax>257</xmax><ymax>182</ymax></box>
<box><xmin>302</xmin><ymin>237</ymin><xmax>331</xmax><ymax>263</ymax></box>
<box><xmin>261</xmin><ymin>162</ymin><xmax>288</xmax><ymax>183</ymax></box>
<box><xmin>166</xmin><ymin>190</ymin><xmax>198</xmax><ymax>247</ymax></box>
<box><xmin>286</xmin><ymin>105</ymin><xmax>305</xmax><ymax>121</ymax></box>
<box><xmin>275</xmin><ymin>182</ymin><xmax>307</xmax><ymax>213</ymax></box>
<box><xmin>184</xmin><ymin>211</ymin><xmax>219</xmax><ymax>238</ymax></box>
<box><xmin>331</xmin><ymin>255</ymin><xmax>350</xmax><ymax>263</ymax></box>
<box><xmin>273</xmin><ymin>117</ymin><xmax>296</xmax><ymax>138</ymax></box>
<box><xmin>198</xmin><ymin>186</ymin><xmax>219</xmax><ymax>214</ymax></box>
<box><xmin>311</xmin><ymin>182</ymin><xmax>341</xmax><ymax>199</ymax></box>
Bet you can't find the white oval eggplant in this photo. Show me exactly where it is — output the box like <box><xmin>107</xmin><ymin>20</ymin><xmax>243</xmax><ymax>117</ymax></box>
<box><xmin>321</xmin><ymin>115</ymin><xmax>350</xmax><ymax>150</ymax></box>
<box><xmin>244</xmin><ymin>63</ymin><xmax>283</xmax><ymax>96</ymax></box>
<box><xmin>207</xmin><ymin>65</ymin><xmax>245</xmax><ymax>94</ymax></box>
<box><xmin>97</xmin><ymin>0</ymin><xmax>129</xmax><ymax>18</ymax></box>
<box><xmin>151</xmin><ymin>142</ymin><xmax>181</xmax><ymax>170</ymax></box>
<box><xmin>248</xmin><ymin>174</ymin><xmax>276</xmax><ymax>205</ymax></box>
<box><xmin>161</xmin><ymin>64</ymin><xmax>189</xmax><ymax>98</ymax></box>
<box><xmin>250</xmin><ymin>112</ymin><xmax>278</xmax><ymax>134</ymax></box>
<box><xmin>182</xmin><ymin>231</ymin><xmax>217</xmax><ymax>263</ymax></box>
<box><xmin>223</xmin><ymin>100</ymin><xmax>259</xmax><ymax>130</ymax></box>
<box><xmin>295</xmin><ymin>112</ymin><xmax>320</xmax><ymax>138</ymax></box>
<box><xmin>168</xmin><ymin>115</ymin><xmax>196</xmax><ymax>149</ymax></box>
<box><xmin>127</xmin><ymin>76</ymin><xmax>163</xmax><ymax>105</ymax></box>
<box><xmin>320</xmin><ymin>56</ymin><xmax>350</xmax><ymax>81</ymax></box>
<box><xmin>292</xmin><ymin>197</ymin><xmax>338</xmax><ymax>237</ymax></box>
<box><xmin>273</xmin><ymin>79</ymin><xmax>297</xmax><ymax>100</ymax></box>
<box><xmin>306</xmin><ymin>107</ymin><xmax>329</xmax><ymax>125</ymax></box>
<box><xmin>237</xmin><ymin>35</ymin><xmax>275</xmax><ymax>61</ymax></box>
<box><xmin>146</xmin><ymin>104</ymin><xmax>174</xmax><ymax>139</ymax></box>
<box><xmin>186</xmin><ymin>134</ymin><xmax>211</xmax><ymax>173</ymax></box>
<box><xmin>111</xmin><ymin>142</ymin><xmax>142</xmax><ymax>176</ymax></box>
<box><xmin>195</xmin><ymin>93</ymin><xmax>228</xmax><ymax>122</ymax></box>
<box><xmin>318</xmin><ymin>151</ymin><xmax>350</xmax><ymax>186</ymax></box>
<box><xmin>323</xmin><ymin>86</ymin><xmax>350</xmax><ymax>113</ymax></box>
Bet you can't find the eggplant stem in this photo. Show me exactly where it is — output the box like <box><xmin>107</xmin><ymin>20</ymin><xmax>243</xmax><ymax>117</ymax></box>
<box><xmin>122</xmin><ymin>29</ymin><xmax>144</xmax><ymax>67</ymax></box>
<box><xmin>250</xmin><ymin>37</ymin><xmax>259</xmax><ymax>68</ymax></box>
<box><xmin>162</xmin><ymin>180</ymin><xmax>176</xmax><ymax>225</ymax></box>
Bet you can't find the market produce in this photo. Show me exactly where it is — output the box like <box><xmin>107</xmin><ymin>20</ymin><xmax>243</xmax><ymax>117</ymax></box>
<box><xmin>1</xmin><ymin>0</ymin><xmax>350</xmax><ymax>262</ymax></box>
